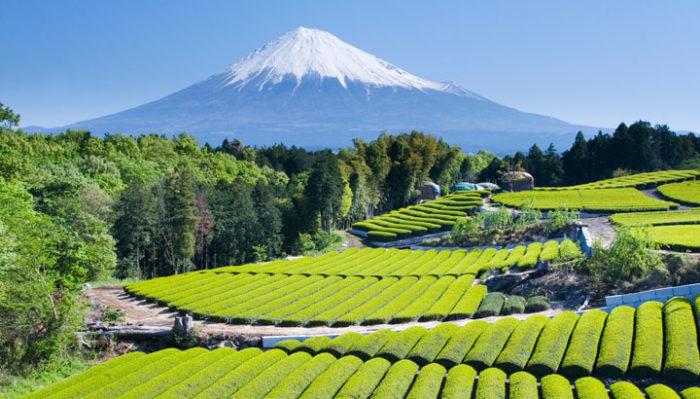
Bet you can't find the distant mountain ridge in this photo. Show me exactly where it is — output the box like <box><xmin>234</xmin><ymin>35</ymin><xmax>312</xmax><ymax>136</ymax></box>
<box><xmin>38</xmin><ymin>27</ymin><xmax>599</xmax><ymax>152</ymax></box>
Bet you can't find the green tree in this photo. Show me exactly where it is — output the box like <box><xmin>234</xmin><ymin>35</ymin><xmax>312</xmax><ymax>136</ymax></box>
<box><xmin>159</xmin><ymin>164</ymin><xmax>197</xmax><ymax>275</ymax></box>
<box><xmin>0</xmin><ymin>102</ymin><xmax>20</xmax><ymax>128</ymax></box>
<box><xmin>304</xmin><ymin>151</ymin><xmax>344</xmax><ymax>231</ymax></box>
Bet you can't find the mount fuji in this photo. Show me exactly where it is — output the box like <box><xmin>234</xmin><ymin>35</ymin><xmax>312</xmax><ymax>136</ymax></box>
<box><xmin>50</xmin><ymin>27</ymin><xmax>595</xmax><ymax>152</ymax></box>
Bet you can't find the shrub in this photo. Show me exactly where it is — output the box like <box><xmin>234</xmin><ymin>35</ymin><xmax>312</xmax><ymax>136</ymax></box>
<box><xmin>434</xmin><ymin>320</ymin><xmax>489</xmax><ymax>367</ymax></box>
<box><xmin>347</xmin><ymin>330</ymin><xmax>395</xmax><ymax>360</ymax></box>
<box><xmin>229</xmin><ymin>351</ymin><xmax>313</xmax><ymax>399</ymax></box>
<box><xmin>574</xmin><ymin>376</ymin><xmax>608</xmax><ymax>399</ymax></box>
<box><xmin>190</xmin><ymin>349</ymin><xmax>288</xmax><ymax>399</ymax></box>
<box><xmin>298</xmin><ymin>355</ymin><xmax>364</xmax><ymax>399</ymax></box>
<box><xmin>494</xmin><ymin>315</ymin><xmax>548</xmax><ymax>373</ymax></box>
<box><xmin>369</xmin><ymin>359</ymin><xmax>419</xmax><ymax>399</ymax></box>
<box><xmin>524</xmin><ymin>296</ymin><xmax>551</xmax><ymax>313</ymax></box>
<box><xmin>391</xmin><ymin>276</ymin><xmax>455</xmax><ymax>323</ymax></box>
<box><xmin>155</xmin><ymin>348</ymin><xmax>260</xmax><ymax>398</ymax></box>
<box><xmin>405</xmin><ymin>363</ymin><xmax>446</xmax><ymax>399</ymax></box>
<box><xmin>334</xmin><ymin>357</ymin><xmax>391</xmax><ymax>398</ymax></box>
<box><xmin>297</xmin><ymin>336</ymin><xmax>333</xmax><ymax>355</ymax></box>
<box><xmin>501</xmin><ymin>295</ymin><xmax>526</xmax><ymax>315</ymax></box>
<box><xmin>265</xmin><ymin>353</ymin><xmax>337</xmax><ymax>399</ymax></box>
<box><xmin>367</xmin><ymin>231</ymin><xmax>397</xmax><ymax>242</ymax></box>
<box><xmin>376</xmin><ymin>326</ymin><xmax>428</xmax><ymax>362</ymax></box>
<box><xmin>681</xmin><ymin>387</ymin><xmax>700</xmax><ymax>399</ymax></box>
<box><xmin>441</xmin><ymin>364</ymin><xmax>477</xmax><ymax>399</ymax></box>
<box><xmin>645</xmin><ymin>384</ymin><xmax>683</xmax><ymax>399</ymax></box>
<box><xmin>609</xmin><ymin>381</ymin><xmax>646</xmax><ymax>399</ymax></box>
<box><xmin>586</xmin><ymin>227</ymin><xmax>664</xmax><ymax>287</ymax></box>
<box><xmin>508</xmin><ymin>371</ymin><xmax>538</xmax><ymax>399</ymax></box>
<box><xmin>526</xmin><ymin>311</ymin><xmax>579</xmax><ymax>376</ymax></box>
<box><xmin>364</xmin><ymin>277</ymin><xmax>436</xmax><ymax>325</ymax></box>
<box><xmin>540</xmin><ymin>374</ymin><xmax>574</xmax><ymax>399</ymax></box>
<box><xmin>448</xmin><ymin>285</ymin><xmax>487</xmax><ymax>320</ymax></box>
<box><xmin>274</xmin><ymin>339</ymin><xmax>302</xmax><ymax>353</ymax></box>
<box><xmin>560</xmin><ymin>309</ymin><xmax>607</xmax><ymax>378</ymax></box>
<box><xmin>323</xmin><ymin>332</ymin><xmax>364</xmax><ymax>357</ymax></box>
<box><xmin>407</xmin><ymin>323</ymin><xmax>459</xmax><ymax>366</ymax></box>
<box><xmin>475</xmin><ymin>367</ymin><xmax>506</xmax><ymax>399</ymax></box>
<box><xmin>663</xmin><ymin>297</ymin><xmax>700</xmax><ymax>382</ymax></box>
<box><xmin>474</xmin><ymin>292</ymin><xmax>506</xmax><ymax>318</ymax></box>
<box><xmin>629</xmin><ymin>301</ymin><xmax>663</xmax><ymax>378</ymax></box>
<box><xmin>421</xmin><ymin>275</ymin><xmax>476</xmax><ymax>321</ymax></box>
<box><xmin>464</xmin><ymin>317</ymin><xmax>519</xmax><ymax>370</ymax></box>
<box><xmin>539</xmin><ymin>240</ymin><xmax>560</xmax><ymax>262</ymax></box>
<box><xmin>595</xmin><ymin>305</ymin><xmax>635</xmax><ymax>378</ymax></box>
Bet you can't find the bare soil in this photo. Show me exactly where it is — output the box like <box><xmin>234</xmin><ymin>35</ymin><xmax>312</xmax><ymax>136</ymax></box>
<box><xmin>87</xmin><ymin>286</ymin><xmax>558</xmax><ymax>338</ymax></box>
<box><xmin>581</xmin><ymin>216</ymin><xmax>616</xmax><ymax>248</ymax></box>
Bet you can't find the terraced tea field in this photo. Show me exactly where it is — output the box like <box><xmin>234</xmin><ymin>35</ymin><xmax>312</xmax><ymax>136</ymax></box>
<box><xmin>352</xmin><ymin>191</ymin><xmax>484</xmax><ymax>241</ymax></box>
<box><xmin>274</xmin><ymin>297</ymin><xmax>700</xmax><ymax>382</ymax></box>
<box><xmin>658</xmin><ymin>180</ymin><xmax>700</xmax><ymax>206</ymax></box>
<box><xmin>492</xmin><ymin>188</ymin><xmax>677</xmax><ymax>213</ymax></box>
<box><xmin>24</xmin><ymin>296</ymin><xmax>700</xmax><ymax>398</ymax></box>
<box><xmin>547</xmin><ymin>169</ymin><xmax>700</xmax><ymax>190</ymax></box>
<box><xmin>611</xmin><ymin>209</ymin><xmax>700</xmax><ymax>227</ymax></box>
<box><xmin>125</xmin><ymin>244</ymin><xmax>580</xmax><ymax>326</ymax></box>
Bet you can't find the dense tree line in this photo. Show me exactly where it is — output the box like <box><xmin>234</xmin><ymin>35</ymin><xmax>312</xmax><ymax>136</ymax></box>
<box><xmin>481</xmin><ymin>122</ymin><xmax>700</xmax><ymax>186</ymax></box>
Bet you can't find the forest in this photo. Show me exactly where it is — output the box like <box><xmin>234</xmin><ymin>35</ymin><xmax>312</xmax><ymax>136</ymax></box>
<box><xmin>2</xmin><ymin>99</ymin><xmax>700</xmax><ymax>376</ymax></box>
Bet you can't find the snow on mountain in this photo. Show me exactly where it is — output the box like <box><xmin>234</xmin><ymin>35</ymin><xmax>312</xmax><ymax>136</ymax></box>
<box><xmin>47</xmin><ymin>27</ymin><xmax>596</xmax><ymax>152</ymax></box>
<box><xmin>224</xmin><ymin>26</ymin><xmax>447</xmax><ymax>92</ymax></box>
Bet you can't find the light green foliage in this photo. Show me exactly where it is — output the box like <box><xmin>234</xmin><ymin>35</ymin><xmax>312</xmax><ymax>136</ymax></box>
<box><xmin>369</xmin><ymin>359</ymin><xmax>418</xmax><ymax>399</ymax></box>
<box><xmin>596</xmin><ymin>306</ymin><xmax>635</xmax><ymax>378</ymax></box>
<box><xmin>493</xmin><ymin>188</ymin><xmax>677</xmax><ymax>212</ymax></box>
<box><xmin>508</xmin><ymin>371</ymin><xmax>538</xmax><ymax>399</ymax></box>
<box><xmin>526</xmin><ymin>311</ymin><xmax>579</xmax><ymax>376</ymax></box>
<box><xmin>441</xmin><ymin>364</ymin><xmax>476</xmax><ymax>399</ymax></box>
<box><xmin>574</xmin><ymin>377</ymin><xmax>609</xmax><ymax>399</ymax></box>
<box><xmin>560</xmin><ymin>309</ymin><xmax>607</xmax><ymax>378</ymax></box>
<box><xmin>405</xmin><ymin>363</ymin><xmax>445</xmax><ymax>399</ymax></box>
<box><xmin>465</xmin><ymin>317</ymin><xmax>519</xmax><ymax>370</ymax></box>
<box><xmin>610</xmin><ymin>381</ymin><xmax>646</xmax><ymax>399</ymax></box>
<box><xmin>630</xmin><ymin>301</ymin><xmax>663</xmax><ymax>378</ymax></box>
<box><xmin>663</xmin><ymin>297</ymin><xmax>700</xmax><ymax>382</ymax></box>
<box><xmin>495</xmin><ymin>315</ymin><xmax>548</xmax><ymax>373</ymax></box>
<box><xmin>475</xmin><ymin>367</ymin><xmax>506</xmax><ymax>399</ymax></box>
<box><xmin>541</xmin><ymin>374</ymin><xmax>573</xmax><ymax>399</ymax></box>
<box><xmin>658</xmin><ymin>180</ymin><xmax>700</xmax><ymax>206</ymax></box>
<box><xmin>646</xmin><ymin>384</ymin><xmax>683</xmax><ymax>399</ymax></box>
<box><xmin>335</xmin><ymin>357</ymin><xmax>390</xmax><ymax>399</ymax></box>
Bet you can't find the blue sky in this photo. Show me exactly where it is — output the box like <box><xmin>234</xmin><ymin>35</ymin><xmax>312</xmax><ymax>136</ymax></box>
<box><xmin>2</xmin><ymin>0</ymin><xmax>699</xmax><ymax>131</ymax></box>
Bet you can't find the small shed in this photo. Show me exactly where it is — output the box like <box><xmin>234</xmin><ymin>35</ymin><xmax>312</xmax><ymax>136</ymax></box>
<box><xmin>420</xmin><ymin>181</ymin><xmax>441</xmax><ymax>201</ymax></box>
<box><xmin>453</xmin><ymin>182</ymin><xmax>481</xmax><ymax>192</ymax></box>
<box><xmin>500</xmin><ymin>171</ymin><xmax>534</xmax><ymax>192</ymax></box>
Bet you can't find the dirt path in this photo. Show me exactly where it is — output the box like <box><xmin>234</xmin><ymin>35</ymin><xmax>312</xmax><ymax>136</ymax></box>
<box><xmin>641</xmin><ymin>188</ymin><xmax>693</xmax><ymax>210</ymax></box>
<box><xmin>88</xmin><ymin>286</ymin><xmax>558</xmax><ymax>338</ymax></box>
<box><xmin>344</xmin><ymin>230</ymin><xmax>366</xmax><ymax>249</ymax></box>
<box><xmin>581</xmin><ymin>216</ymin><xmax>616</xmax><ymax>248</ymax></box>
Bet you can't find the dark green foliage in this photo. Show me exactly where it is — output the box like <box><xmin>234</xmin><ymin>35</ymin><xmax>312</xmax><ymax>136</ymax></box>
<box><xmin>524</xmin><ymin>296</ymin><xmax>551</xmax><ymax>313</ymax></box>
<box><xmin>501</xmin><ymin>295</ymin><xmax>526</xmax><ymax>315</ymax></box>
<box><xmin>474</xmin><ymin>292</ymin><xmax>506</xmax><ymax>318</ymax></box>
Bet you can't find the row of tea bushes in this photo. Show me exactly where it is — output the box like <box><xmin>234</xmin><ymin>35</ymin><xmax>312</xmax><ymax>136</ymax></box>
<box><xmin>540</xmin><ymin>169</ymin><xmax>700</xmax><ymax>190</ymax></box>
<box><xmin>23</xmin><ymin>347</ymin><xmax>697</xmax><ymax>399</ymax></box>
<box><xmin>275</xmin><ymin>296</ymin><xmax>700</xmax><ymax>383</ymax></box>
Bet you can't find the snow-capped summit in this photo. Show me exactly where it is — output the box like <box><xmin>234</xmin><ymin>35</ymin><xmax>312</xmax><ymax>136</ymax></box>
<box><xmin>50</xmin><ymin>27</ymin><xmax>595</xmax><ymax>152</ymax></box>
<box><xmin>224</xmin><ymin>26</ymin><xmax>447</xmax><ymax>91</ymax></box>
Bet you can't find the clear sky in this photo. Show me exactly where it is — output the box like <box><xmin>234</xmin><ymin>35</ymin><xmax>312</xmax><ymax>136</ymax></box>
<box><xmin>2</xmin><ymin>0</ymin><xmax>699</xmax><ymax>131</ymax></box>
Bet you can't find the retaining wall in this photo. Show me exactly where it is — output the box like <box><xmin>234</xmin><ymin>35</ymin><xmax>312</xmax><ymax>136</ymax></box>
<box><xmin>603</xmin><ymin>282</ymin><xmax>700</xmax><ymax>311</ymax></box>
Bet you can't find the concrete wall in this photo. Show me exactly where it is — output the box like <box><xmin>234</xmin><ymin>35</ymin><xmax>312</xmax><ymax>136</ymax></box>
<box><xmin>603</xmin><ymin>282</ymin><xmax>700</xmax><ymax>311</ymax></box>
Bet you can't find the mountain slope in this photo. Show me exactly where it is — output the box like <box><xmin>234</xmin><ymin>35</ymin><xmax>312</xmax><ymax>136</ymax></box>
<box><xmin>54</xmin><ymin>27</ymin><xmax>596</xmax><ymax>152</ymax></box>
